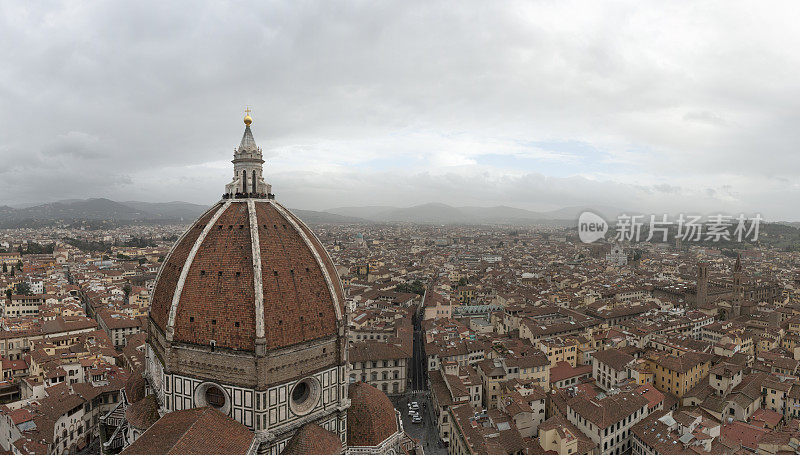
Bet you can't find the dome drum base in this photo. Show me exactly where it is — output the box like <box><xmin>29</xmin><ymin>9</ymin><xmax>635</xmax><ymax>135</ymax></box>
<box><xmin>149</xmin><ymin>317</ymin><xmax>344</xmax><ymax>390</ymax></box>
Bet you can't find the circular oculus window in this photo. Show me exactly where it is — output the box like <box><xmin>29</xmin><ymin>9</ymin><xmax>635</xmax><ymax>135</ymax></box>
<box><xmin>194</xmin><ymin>382</ymin><xmax>231</xmax><ymax>415</ymax></box>
<box><xmin>289</xmin><ymin>377</ymin><xmax>321</xmax><ymax>416</ymax></box>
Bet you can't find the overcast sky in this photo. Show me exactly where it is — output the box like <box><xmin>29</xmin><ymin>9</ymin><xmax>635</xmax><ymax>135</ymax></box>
<box><xmin>2</xmin><ymin>1</ymin><xmax>799</xmax><ymax>219</ymax></box>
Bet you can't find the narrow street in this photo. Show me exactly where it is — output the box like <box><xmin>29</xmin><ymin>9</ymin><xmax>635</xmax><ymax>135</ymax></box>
<box><xmin>411</xmin><ymin>312</ymin><xmax>427</xmax><ymax>391</ymax></box>
<box><xmin>393</xmin><ymin>392</ymin><xmax>446</xmax><ymax>455</ymax></box>
<box><xmin>396</xmin><ymin>311</ymin><xmax>446</xmax><ymax>453</ymax></box>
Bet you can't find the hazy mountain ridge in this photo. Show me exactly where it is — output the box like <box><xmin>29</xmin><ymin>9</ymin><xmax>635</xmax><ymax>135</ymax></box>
<box><xmin>0</xmin><ymin>198</ymin><xmax>369</xmax><ymax>226</ymax></box>
<box><xmin>123</xmin><ymin>201</ymin><xmax>209</xmax><ymax>220</ymax></box>
<box><xmin>324</xmin><ymin>202</ymin><xmax>626</xmax><ymax>225</ymax></box>
<box><xmin>326</xmin><ymin>206</ymin><xmax>396</xmax><ymax>219</ymax></box>
<box><xmin>6</xmin><ymin>199</ymin><xmax>148</xmax><ymax>221</ymax></box>
<box><xmin>0</xmin><ymin>198</ymin><xmax>204</xmax><ymax>223</ymax></box>
<box><xmin>0</xmin><ymin>199</ymin><xmax>631</xmax><ymax>226</ymax></box>
<box><xmin>291</xmin><ymin>209</ymin><xmax>368</xmax><ymax>224</ymax></box>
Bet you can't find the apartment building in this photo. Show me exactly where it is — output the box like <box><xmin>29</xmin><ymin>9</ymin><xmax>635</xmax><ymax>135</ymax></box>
<box><xmin>592</xmin><ymin>348</ymin><xmax>634</xmax><ymax>390</ymax></box>
<box><xmin>566</xmin><ymin>391</ymin><xmax>650</xmax><ymax>455</ymax></box>
<box><xmin>646</xmin><ymin>352</ymin><xmax>712</xmax><ymax>399</ymax></box>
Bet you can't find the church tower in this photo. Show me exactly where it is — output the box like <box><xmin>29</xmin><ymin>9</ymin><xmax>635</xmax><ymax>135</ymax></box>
<box><xmin>733</xmin><ymin>254</ymin><xmax>743</xmax><ymax>300</ymax></box>
<box><xmin>732</xmin><ymin>254</ymin><xmax>744</xmax><ymax>316</ymax></box>
<box><xmin>696</xmin><ymin>261</ymin><xmax>709</xmax><ymax>309</ymax></box>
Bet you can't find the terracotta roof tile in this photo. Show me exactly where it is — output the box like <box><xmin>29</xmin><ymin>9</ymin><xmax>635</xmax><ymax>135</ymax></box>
<box><xmin>125</xmin><ymin>395</ymin><xmax>160</xmax><ymax>430</ymax></box>
<box><xmin>150</xmin><ymin>205</ymin><xmax>219</xmax><ymax>330</ymax></box>
<box><xmin>282</xmin><ymin>423</ymin><xmax>343</xmax><ymax>455</ymax></box>
<box><xmin>149</xmin><ymin>201</ymin><xmax>342</xmax><ymax>351</ymax></box>
<box><xmin>347</xmin><ymin>382</ymin><xmax>398</xmax><ymax>447</ymax></box>
<box><xmin>120</xmin><ymin>406</ymin><xmax>254</xmax><ymax>455</ymax></box>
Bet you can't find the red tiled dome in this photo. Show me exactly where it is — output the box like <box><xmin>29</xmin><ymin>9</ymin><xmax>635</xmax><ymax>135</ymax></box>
<box><xmin>281</xmin><ymin>423</ymin><xmax>343</xmax><ymax>455</ymax></box>
<box><xmin>346</xmin><ymin>382</ymin><xmax>398</xmax><ymax>447</ymax></box>
<box><xmin>149</xmin><ymin>199</ymin><xmax>345</xmax><ymax>352</ymax></box>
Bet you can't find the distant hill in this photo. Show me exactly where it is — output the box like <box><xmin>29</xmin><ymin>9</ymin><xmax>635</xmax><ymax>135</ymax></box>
<box><xmin>458</xmin><ymin>205</ymin><xmax>546</xmax><ymax>220</ymax></box>
<box><xmin>377</xmin><ymin>203</ymin><xmax>471</xmax><ymax>224</ymax></box>
<box><xmin>4</xmin><ymin>198</ymin><xmax>149</xmax><ymax>221</ymax></box>
<box><xmin>0</xmin><ymin>199</ymin><xmax>629</xmax><ymax>227</ymax></box>
<box><xmin>0</xmin><ymin>198</ymin><xmax>206</xmax><ymax>226</ymax></box>
<box><xmin>325</xmin><ymin>202</ymin><xmax>601</xmax><ymax>225</ymax></box>
<box><xmin>0</xmin><ymin>198</ymin><xmax>369</xmax><ymax>227</ymax></box>
<box><xmin>326</xmin><ymin>206</ymin><xmax>396</xmax><ymax>219</ymax></box>
<box><xmin>291</xmin><ymin>209</ymin><xmax>369</xmax><ymax>225</ymax></box>
<box><xmin>123</xmin><ymin>201</ymin><xmax>208</xmax><ymax>220</ymax></box>
<box><xmin>538</xmin><ymin>205</ymin><xmax>631</xmax><ymax>221</ymax></box>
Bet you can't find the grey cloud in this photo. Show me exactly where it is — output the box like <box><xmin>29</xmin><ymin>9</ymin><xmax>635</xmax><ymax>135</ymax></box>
<box><xmin>683</xmin><ymin>111</ymin><xmax>727</xmax><ymax>126</ymax></box>
<box><xmin>653</xmin><ymin>184</ymin><xmax>681</xmax><ymax>194</ymax></box>
<box><xmin>46</xmin><ymin>132</ymin><xmax>104</xmax><ymax>159</ymax></box>
<box><xmin>0</xmin><ymin>1</ymin><xmax>799</xmax><ymax>218</ymax></box>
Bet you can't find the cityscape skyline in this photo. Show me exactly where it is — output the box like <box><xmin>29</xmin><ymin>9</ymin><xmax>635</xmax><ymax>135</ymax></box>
<box><xmin>4</xmin><ymin>2</ymin><xmax>800</xmax><ymax>455</ymax></box>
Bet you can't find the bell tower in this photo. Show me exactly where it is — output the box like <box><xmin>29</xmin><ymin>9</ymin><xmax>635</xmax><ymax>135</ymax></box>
<box><xmin>732</xmin><ymin>254</ymin><xmax>744</xmax><ymax>317</ymax></box>
<box><xmin>696</xmin><ymin>261</ymin><xmax>708</xmax><ymax>309</ymax></box>
<box><xmin>224</xmin><ymin>109</ymin><xmax>273</xmax><ymax>198</ymax></box>
<box><xmin>733</xmin><ymin>254</ymin><xmax>743</xmax><ymax>299</ymax></box>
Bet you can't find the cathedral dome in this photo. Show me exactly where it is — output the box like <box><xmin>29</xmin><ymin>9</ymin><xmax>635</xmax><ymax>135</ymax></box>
<box><xmin>148</xmin><ymin>115</ymin><xmax>344</xmax><ymax>354</ymax></box>
<box><xmin>149</xmin><ymin>199</ymin><xmax>345</xmax><ymax>352</ymax></box>
<box><xmin>346</xmin><ymin>382</ymin><xmax>398</xmax><ymax>447</ymax></box>
<box><xmin>141</xmin><ymin>114</ymin><xmax>351</xmax><ymax>454</ymax></box>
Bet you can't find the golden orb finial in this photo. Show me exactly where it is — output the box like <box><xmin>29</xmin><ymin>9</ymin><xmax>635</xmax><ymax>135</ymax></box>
<box><xmin>244</xmin><ymin>107</ymin><xmax>253</xmax><ymax>126</ymax></box>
